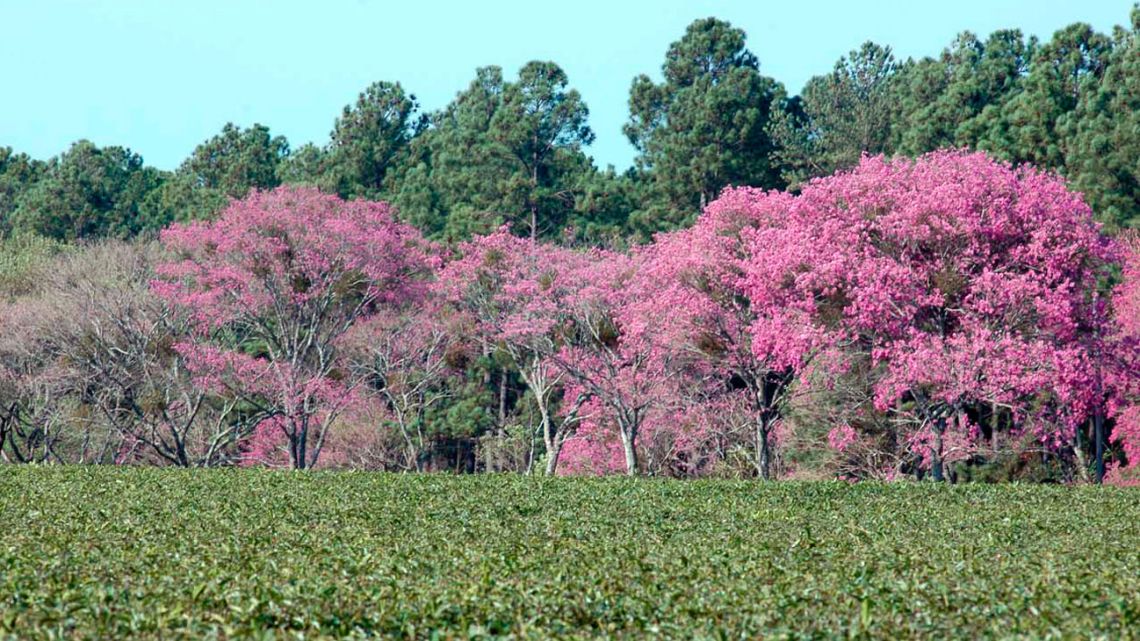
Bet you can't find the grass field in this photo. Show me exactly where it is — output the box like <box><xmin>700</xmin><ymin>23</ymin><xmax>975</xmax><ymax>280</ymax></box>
<box><xmin>1</xmin><ymin>468</ymin><xmax>1138</xmax><ymax>639</ymax></box>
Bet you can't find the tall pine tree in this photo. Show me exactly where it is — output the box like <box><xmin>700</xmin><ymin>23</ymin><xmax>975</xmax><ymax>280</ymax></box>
<box><xmin>626</xmin><ymin>18</ymin><xmax>784</xmax><ymax>231</ymax></box>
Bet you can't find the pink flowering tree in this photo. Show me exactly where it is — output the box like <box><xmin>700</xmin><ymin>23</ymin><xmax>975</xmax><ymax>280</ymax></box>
<box><xmin>1107</xmin><ymin>233</ymin><xmax>1140</xmax><ymax>481</ymax></box>
<box><xmin>739</xmin><ymin>151</ymin><xmax>1116</xmax><ymax>481</ymax></box>
<box><xmin>635</xmin><ymin>190</ymin><xmax>819</xmax><ymax>479</ymax></box>
<box><xmin>152</xmin><ymin>186</ymin><xmax>435</xmax><ymax>469</ymax></box>
<box><xmin>439</xmin><ymin>228</ymin><xmax>591</xmax><ymax>475</ymax></box>
<box><xmin>341</xmin><ymin>300</ymin><xmax>464</xmax><ymax>471</ymax></box>
<box><xmin>548</xmin><ymin>250</ymin><xmax>681</xmax><ymax>476</ymax></box>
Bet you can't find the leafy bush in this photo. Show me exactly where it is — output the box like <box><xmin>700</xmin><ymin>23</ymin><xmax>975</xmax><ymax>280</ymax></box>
<box><xmin>1</xmin><ymin>467</ymin><xmax>1138</xmax><ymax>639</ymax></box>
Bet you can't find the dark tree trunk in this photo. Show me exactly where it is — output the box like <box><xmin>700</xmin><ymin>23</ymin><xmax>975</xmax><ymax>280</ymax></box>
<box><xmin>1095</xmin><ymin>411</ymin><xmax>1106</xmax><ymax>484</ymax></box>
<box><xmin>530</xmin><ymin>156</ymin><xmax>539</xmax><ymax>240</ymax></box>
<box><xmin>753</xmin><ymin>373</ymin><xmax>788</xmax><ymax>481</ymax></box>
<box><xmin>931</xmin><ymin>418</ymin><xmax>945</xmax><ymax>482</ymax></box>
<box><xmin>294</xmin><ymin>427</ymin><xmax>307</xmax><ymax>470</ymax></box>
<box><xmin>991</xmin><ymin>402</ymin><xmax>1000</xmax><ymax>456</ymax></box>
<box><xmin>498</xmin><ymin>370</ymin><xmax>508</xmax><ymax>432</ymax></box>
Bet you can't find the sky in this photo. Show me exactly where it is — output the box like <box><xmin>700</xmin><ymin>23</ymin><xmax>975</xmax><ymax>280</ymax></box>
<box><xmin>0</xmin><ymin>0</ymin><xmax>1132</xmax><ymax>171</ymax></box>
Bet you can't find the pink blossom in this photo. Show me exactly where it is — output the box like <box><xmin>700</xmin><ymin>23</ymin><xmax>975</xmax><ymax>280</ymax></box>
<box><xmin>827</xmin><ymin>424</ymin><xmax>858</xmax><ymax>453</ymax></box>
<box><xmin>152</xmin><ymin>186</ymin><xmax>435</xmax><ymax>469</ymax></box>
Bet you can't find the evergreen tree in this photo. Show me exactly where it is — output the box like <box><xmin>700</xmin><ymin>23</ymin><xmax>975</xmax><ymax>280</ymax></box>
<box><xmin>625</xmin><ymin>18</ymin><xmax>784</xmax><ymax>229</ymax></box>
<box><xmin>10</xmin><ymin>141</ymin><xmax>164</xmax><ymax>240</ymax></box>
<box><xmin>141</xmin><ymin>123</ymin><xmax>290</xmax><ymax>228</ymax></box>
<box><xmin>1063</xmin><ymin>8</ymin><xmax>1140</xmax><ymax>229</ymax></box>
<box><xmin>976</xmin><ymin>23</ymin><xmax>1112</xmax><ymax>169</ymax></box>
<box><xmin>491</xmin><ymin>61</ymin><xmax>594</xmax><ymax>239</ymax></box>
<box><xmin>179</xmin><ymin>122</ymin><xmax>288</xmax><ymax>198</ymax></box>
<box><xmin>566</xmin><ymin>164</ymin><xmax>637</xmax><ymax>247</ymax></box>
<box><xmin>893</xmin><ymin>30</ymin><xmax>1031</xmax><ymax>155</ymax></box>
<box><xmin>0</xmin><ymin>148</ymin><xmax>45</xmax><ymax>235</ymax></box>
<box><xmin>392</xmin><ymin>66</ymin><xmax>516</xmax><ymax>240</ymax></box>
<box><xmin>276</xmin><ymin>142</ymin><xmax>331</xmax><ymax>189</ymax></box>
<box><xmin>392</xmin><ymin>64</ymin><xmax>598</xmax><ymax>242</ymax></box>
<box><xmin>328</xmin><ymin>81</ymin><xmax>425</xmax><ymax>198</ymax></box>
<box><xmin>769</xmin><ymin>42</ymin><xmax>900</xmax><ymax>188</ymax></box>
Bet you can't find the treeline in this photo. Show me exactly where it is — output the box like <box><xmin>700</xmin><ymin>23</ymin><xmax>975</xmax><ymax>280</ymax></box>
<box><xmin>4</xmin><ymin>152</ymin><xmax>1140</xmax><ymax>483</ymax></box>
<box><xmin>2</xmin><ymin>8</ymin><xmax>1139</xmax><ymax>245</ymax></box>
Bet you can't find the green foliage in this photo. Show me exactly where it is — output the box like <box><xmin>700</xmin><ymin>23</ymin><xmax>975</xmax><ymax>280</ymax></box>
<box><xmin>0</xmin><ymin>148</ymin><xmax>45</xmax><ymax>235</ymax></box>
<box><xmin>138</xmin><ymin>173</ymin><xmax>227</xmax><ymax>229</ymax></box>
<box><xmin>429</xmin><ymin>372</ymin><xmax>496</xmax><ymax>440</ymax></box>
<box><xmin>626</xmin><ymin>18</ymin><xmax>785</xmax><ymax>230</ymax></box>
<box><xmin>565</xmin><ymin>165</ymin><xmax>636</xmax><ymax>246</ymax></box>
<box><xmin>1062</xmin><ymin>9</ymin><xmax>1140</xmax><ymax>230</ymax></box>
<box><xmin>390</xmin><ymin>64</ymin><xmax>599</xmax><ymax>242</ymax></box>
<box><xmin>180</xmin><ymin>123</ymin><xmax>288</xmax><ymax>198</ymax></box>
<box><xmin>770</xmin><ymin>42</ymin><xmax>900</xmax><ymax>188</ymax></box>
<box><xmin>138</xmin><ymin>123</ymin><xmax>291</xmax><ymax>228</ymax></box>
<box><xmin>327</xmin><ymin>81</ymin><xmax>425</xmax><ymax>199</ymax></box>
<box><xmin>979</xmin><ymin>23</ymin><xmax>1112</xmax><ymax>171</ymax></box>
<box><xmin>770</xmin><ymin>10</ymin><xmax>1138</xmax><ymax>231</ymax></box>
<box><xmin>5</xmin><ymin>9</ymin><xmax>1140</xmax><ymax>243</ymax></box>
<box><xmin>9</xmin><ymin>141</ymin><xmax>164</xmax><ymax>240</ymax></box>
<box><xmin>276</xmin><ymin>142</ymin><xmax>331</xmax><ymax>189</ymax></box>
<box><xmin>491</xmin><ymin>61</ymin><xmax>595</xmax><ymax>240</ymax></box>
<box><xmin>1</xmin><ymin>467</ymin><xmax>1139</xmax><ymax>638</ymax></box>
<box><xmin>391</xmin><ymin>66</ymin><xmax>520</xmax><ymax>240</ymax></box>
<box><xmin>892</xmin><ymin>30</ymin><xmax>1031</xmax><ymax>157</ymax></box>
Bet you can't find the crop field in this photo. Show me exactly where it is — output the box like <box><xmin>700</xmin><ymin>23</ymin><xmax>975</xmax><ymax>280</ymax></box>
<box><xmin>1</xmin><ymin>468</ymin><xmax>1139</xmax><ymax>639</ymax></box>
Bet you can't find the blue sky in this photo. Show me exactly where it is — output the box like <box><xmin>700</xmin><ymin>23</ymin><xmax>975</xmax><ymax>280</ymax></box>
<box><xmin>0</xmin><ymin>0</ymin><xmax>1131</xmax><ymax>171</ymax></box>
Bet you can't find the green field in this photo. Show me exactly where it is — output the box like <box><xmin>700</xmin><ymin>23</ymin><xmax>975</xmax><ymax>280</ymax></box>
<box><xmin>1</xmin><ymin>468</ymin><xmax>1139</xmax><ymax>639</ymax></box>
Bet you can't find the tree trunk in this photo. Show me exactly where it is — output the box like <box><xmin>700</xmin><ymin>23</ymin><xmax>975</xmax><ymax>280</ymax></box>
<box><xmin>486</xmin><ymin>370</ymin><xmax>508</xmax><ymax>473</ymax></box>
<box><xmin>540</xmin><ymin>410</ymin><xmax>564</xmax><ymax>476</ymax></box>
<box><xmin>175</xmin><ymin>436</ymin><xmax>189</xmax><ymax>468</ymax></box>
<box><xmin>294</xmin><ymin>437</ymin><xmax>307</xmax><ymax>470</ymax></box>
<box><xmin>991</xmin><ymin>402</ymin><xmax>1000</xmax><ymax>456</ymax></box>
<box><xmin>530</xmin><ymin>157</ymin><xmax>539</xmax><ymax>240</ymax></box>
<box><xmin>756</xmin><ymin>417</ymin><xmax>772</xmax><ymax>480</ymax></box>
<box><xmin>544</xmin><ymin>437</ymin><xmax>564</xmax><ymax>476</ymax></box>
<box><xmin>620</xmin><ymin>423</ymin><xmax>639</xmax><ymax>476</ymax></box>
<box><xmin>1073</xmin><ymin>419</ymin><xmax>1092</xmax><ymax>484</ymax></box>
<box><xmin>498</xmin><ymin>370</ymin><xmax>508</xmax><ymax>432</ymax></box>
<box><xmin>931</xmin><ymin>419</ymin><xmax>945</xmax><ymax>482</ymax></box>
<box><xmin>526</xmin><ymin>432</ymin><xmax>536</xmax><ymax>475</ymax></box>
<box><xmin>1095</xmin><ymin>411</ymin><xmax>1106</xmax><ymax>484</ymax></box>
